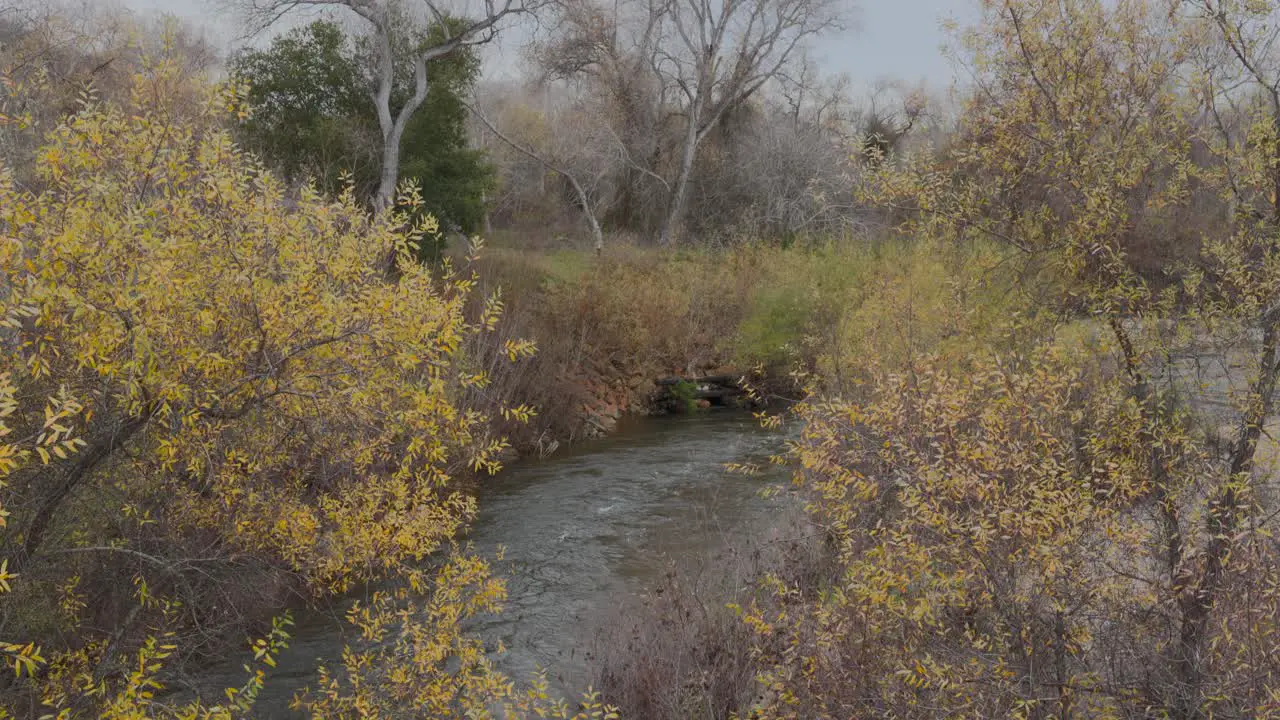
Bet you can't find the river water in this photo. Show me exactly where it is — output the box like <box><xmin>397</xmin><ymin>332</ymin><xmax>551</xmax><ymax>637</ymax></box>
<box><xmin>220</xmin><ymin>410</ymin><xmax>794</xmax><ymax>715</ymax></box>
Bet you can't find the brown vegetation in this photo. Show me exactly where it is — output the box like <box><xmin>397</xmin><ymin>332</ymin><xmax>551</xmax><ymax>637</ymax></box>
<box><xmin>589</xmin><ymin>505</ymin><xmax>829</xmax><ymax>720</ymax></box>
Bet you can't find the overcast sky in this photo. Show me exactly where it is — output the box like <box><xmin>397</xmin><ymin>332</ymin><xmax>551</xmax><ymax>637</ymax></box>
<box><xmin>118</xmin><ymin>0</ymin><xmax>977</xmax><ymax>91</ymax></box>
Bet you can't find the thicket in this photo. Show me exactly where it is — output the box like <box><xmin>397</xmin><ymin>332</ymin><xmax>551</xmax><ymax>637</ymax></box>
<box><xmin>11</xmin><ymin>0</ymin><xmax>1280</xmax><ymax>718</ymax></box>
<box><xmin>0</xmin><ymin>28</ymin><xmax>631</xmax><ymax>719</ymax></box>
<box><xmin>460</xmin><ymin>237</ymin><xmax>1027</xmax><ymax>448</ymax></box>
<box><xmin>725</xmin><ymin>1</ymin><xmax>1280</xmax><ymax>718</ymax></box>
<box><xmin>566</xmin><ymin>1</ymin><xmax>1280</xmax><ymax>718</ymax></box>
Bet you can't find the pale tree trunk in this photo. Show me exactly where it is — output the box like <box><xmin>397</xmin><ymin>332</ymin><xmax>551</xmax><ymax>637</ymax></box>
<box><xmin>659</xmin><ymin>111</ymin><xmax>701</xmax><ymax>246</ymax></box>
<box><xmin>586</xmin><ymin>204</ymin><xmax>604</xmax><ymax>254</ymax></box>
<box><xmin>375</xmin><ymin>120</ymin><xmax>408</xmax><ymax>211</ymax></box>
<box><xmin>372</xmin><ymin>23</ymin><xmax>433</xmax><ymax>212</ymax></box>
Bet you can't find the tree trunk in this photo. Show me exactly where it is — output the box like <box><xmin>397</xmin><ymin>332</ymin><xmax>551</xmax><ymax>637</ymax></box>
<box><xmin>586</xmin><ymin>205</ymin><xmax>604</xmax><ymax>254</ymax></box>
<box><xmin>659</xmin><ymin>111</ymin><xmax>701</xmax><ymax>246</ymax></box>
<box><xmin>370</xmin><ymin>20</ymin><xmax>433</xmax><ymax>213</ymax></box>
<box><xmin>371</xmin><ymin>26</ymin><xmax>433</xmax><ymax>279</ymax></box>
<box><xmin>371</xmin><ymin>15</ymin><xmax>397</xmax><ymax>212</ymax></box>
<box><xmin>17</xmin><ymin>413</ymin><xmax>149</xmax><ymax>568</ymax></box>
<box><xmin>1169</xmin><ymin>315</ymin><xmax>1280</xmax><ymax>718</ymax></box>
<box><xmin>373</xmin><ymin>71</ymin><xmax>431</xmax><ymax>213</ymax></box>
<box><xmin>374</xmin><ymin>122</ymin><xmax>406</xmax><ymax>211</ymax></box>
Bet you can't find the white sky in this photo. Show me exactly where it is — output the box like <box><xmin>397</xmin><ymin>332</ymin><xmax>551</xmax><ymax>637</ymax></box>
<box><xmin>113</xmin><ymin>0</ymin><xmax>979</xmax><ymax>93</ymax></box>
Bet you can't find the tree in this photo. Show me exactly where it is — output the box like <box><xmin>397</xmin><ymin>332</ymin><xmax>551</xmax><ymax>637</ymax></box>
<box><xmin>652</xmin><ymin>0</ymin><xmax>842</xmax><ymax>244</ymax></box>
<box><xmin>533</xmin><ymin>0</ymin><xmax>673</xmax><ymax>235</ymax></box>
<box><xmin>467</xmin><ymin>95</ymin><xmax>616</xmax><ymax>251</ymax></box>
<box><xmin>230</xmin><ymin>19</ymin><xmax>494</xmax><ymax>246</ymax></box>
<box><xmin>393</xmin><ymin>18</ymin><xmax>495</xmax><ymax>242</ymax></box>
<box><xmin>537</xmin><ymin>0</ymin><xmax>843</xmax><ymax>244</ymax></box>
<box><xmin>236</xmin><ymin>0</ymin><xmax>544</xmax><ymax>212</ymax></box>
<box><xmin>0</xmin><ymin>52</ymin><xmax>536</xmax><ymax>713</ymax></box>
<box><xmin>679</xmin><ymin>94</ymin><xmax>863</xmax><ymax>240</ymax></box>
<box><xmin>229</xmin><ymin>20</ymin><xmax>375</xmax><ymax>196</ymax></box>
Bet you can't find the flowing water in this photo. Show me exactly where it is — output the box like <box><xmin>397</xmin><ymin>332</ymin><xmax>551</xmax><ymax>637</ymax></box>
<box><xmin>215</xmin><ymin>410</ymin><xmax>795</xmax><ymax>715</ymax></box>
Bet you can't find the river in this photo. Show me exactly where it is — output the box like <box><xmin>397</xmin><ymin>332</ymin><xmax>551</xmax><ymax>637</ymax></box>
<box><xmin>211</xmin><ymin>410</ymin><xmax>794</xmax><ymax>716</ymax></box>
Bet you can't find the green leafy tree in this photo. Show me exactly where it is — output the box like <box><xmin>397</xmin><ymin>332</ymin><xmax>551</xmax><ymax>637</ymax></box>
<box><xmin>230</xmin><ymin>20</ymin><xmax>493</xmax><ymax>254</ymax></box>
<box><xmin>229</xmin><ymin>20</ymin><xmax>375</xmax><ymax>198</ymax></box>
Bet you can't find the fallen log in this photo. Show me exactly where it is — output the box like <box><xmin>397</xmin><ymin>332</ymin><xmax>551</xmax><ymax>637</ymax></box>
<box><xmin>691</xmin><ymin>387</ymin><xmax>743</xmax><ymax>400</ymax></box>
<box><xmin>655</xmin><ymin>374</ymin><xmax>741</xmax><ymax>387</ymax></box>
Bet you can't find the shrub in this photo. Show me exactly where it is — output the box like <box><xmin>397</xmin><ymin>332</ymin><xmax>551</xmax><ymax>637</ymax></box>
<box><xmin>0</xmin><ymin>55</ymin><xmax>533</xmax><ymax>715</ymax></box>
<box><xmin>590</xmin><ymin>505</ymin><xmax>828</xmax><ymax>720</ymax></box>
<box><xmin>737</xmin><ymin>1</ymin><xmax>1280</xmax><ymax>716</ymax></box>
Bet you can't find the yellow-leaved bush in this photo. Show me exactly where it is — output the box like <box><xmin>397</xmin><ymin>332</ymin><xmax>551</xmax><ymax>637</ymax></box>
<box><xmin>742</xmin><ymin>341</ymin><xmax>1183</xmax><ymax>717</ymax></box>
<box><xmin>292</xmin><ymin>556</ymin><xmax>619</xmax><ymax>720</ymax></box>
<box><xmin>736</xmin><ymin>1</ymin><xmax>1280</xmax><ymax>718</ymax></box>
<box><xmin>2</xmin><ymin>58</ymin><xmax>531</xmax><ymax>584</ymax></box>
<box><xmin>0</xmin><ymin>53</ymin><xmax>555</xmax><ymax>717</ymax></box>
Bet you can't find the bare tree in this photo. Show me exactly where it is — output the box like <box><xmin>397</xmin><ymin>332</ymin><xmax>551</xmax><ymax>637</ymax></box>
<box><xmin>691</xmin><ymin>99</ymin><xmax>860</xmax><ymax>239</ymax></box>
<box><xmin>535</xmin><ymin>0</ymin><xmax>843</xmax><ymax>244</ymax></box>
<box><xmin>652</xmin><ymin>0</ymin><xmax>844</xmax><ymax>244</ymax></box>
<box><xmin>235</xmin><ymin>0</ymin><xmax>544</xmax><ymax>211</ymax></box>
<box><xmin>854</xmin><ymin>78</ymin><xmax>927</xmax><ymax>160</ymax></box>
<box><xmin>467</xmin><ymin>96</ymin><xmax>614</xmax><ymax>251</ymax></box>
<box><xmin>775</xmin><ymin>49</ymin><xmax>850</xmax><ymax>132</ymax></box>
<box><xmin>535</xmin><ymin>0</ymin><xmax>676</xmax><ymax>234</ymax></box>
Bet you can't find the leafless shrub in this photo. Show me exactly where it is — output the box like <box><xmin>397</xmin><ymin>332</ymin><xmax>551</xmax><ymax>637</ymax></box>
<box><xmin>588</xmin><ymin>502</ymin><xmax>832</xmax><ymax>720</ymax></box>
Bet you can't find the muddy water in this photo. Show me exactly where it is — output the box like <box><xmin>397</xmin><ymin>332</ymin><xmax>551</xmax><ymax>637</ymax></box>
<box><xmin>226</xmin><ymin>410</ymin><xmax>793</xmax><ymax>715</ymax></box>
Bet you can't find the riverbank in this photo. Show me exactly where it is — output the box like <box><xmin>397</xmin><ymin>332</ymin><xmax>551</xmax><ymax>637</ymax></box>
<box><xmin>7</xmin><ymin>225</ymin><xmax>1018</xmax><ymax>716</ymax></box>
<box><xmin>191</xmin><ymin>236</ymin><xmax>1027</xmax><ymax>714</ymax></box>
<box><xmin>463</xmin><ymin>237</ymin><xmax>1010</xmax><ymax>454</ymax></box>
